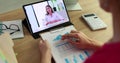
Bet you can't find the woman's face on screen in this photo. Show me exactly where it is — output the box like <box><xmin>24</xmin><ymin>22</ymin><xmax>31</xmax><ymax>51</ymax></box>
<box><xmin>46</xmin><ymin>6</ymin><xmax>52</xmax><ymax>14</ymax></box>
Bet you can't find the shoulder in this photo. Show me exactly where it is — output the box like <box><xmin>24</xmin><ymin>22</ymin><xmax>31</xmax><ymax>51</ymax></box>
<box><xmin>45</xmin><ymin>14</ymin><xmax>49</xmax><ymax>18</ymax></box>
<box><xmin>53</xmin><ymin>12</ymin><xmax>59</xmax><ymax>15</ymax></box>
<box><xmin>84</xmin><ymin>41</ymin><xmax>120</xmax><ymax>63</ymax></box>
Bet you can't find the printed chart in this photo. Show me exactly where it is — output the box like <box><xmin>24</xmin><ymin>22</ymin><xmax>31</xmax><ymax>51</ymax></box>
<box><xmin>53</xmin><ymin>34</ymin><xmax>92</xmax><ymax>63</ymax></box>
<box><xmin>41</xmin><ymin>25</ymin><xmax>93</xmax><ymax>63</ymax></box>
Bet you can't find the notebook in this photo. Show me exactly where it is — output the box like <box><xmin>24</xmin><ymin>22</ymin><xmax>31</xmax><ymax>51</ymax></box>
<box><xmin>23</xmin><ymin>0</ymin><xmax>93</xmax><ymax>63</ymax></box>
<box><xmin>0</xmin><ymin>20</ymin><xmax>24</xmax><ymax>39</ymax></box>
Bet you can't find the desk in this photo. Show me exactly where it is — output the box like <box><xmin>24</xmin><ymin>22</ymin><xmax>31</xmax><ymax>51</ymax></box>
<box><xmin>0</xmin><ymin>0</ymin><xmax>113</xmax><ymax>63</ymax></box>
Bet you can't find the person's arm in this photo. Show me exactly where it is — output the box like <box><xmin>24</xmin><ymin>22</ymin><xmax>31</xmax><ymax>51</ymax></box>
<box><xmin>86</xmin><ymin>39</ymin><xmax>103</xmax><ymax>50</ymax></box>
<box><xmin>39</xmin><ymin>40</ymin><xmax>52</xmax><ymax>63</ymax></box>
<box><xmin>40</xmin><ymin>51</ymin><xmax>51</xmax><ymax>63</ymax></box>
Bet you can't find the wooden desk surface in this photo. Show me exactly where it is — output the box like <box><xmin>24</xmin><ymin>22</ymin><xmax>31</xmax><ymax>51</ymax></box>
<box><xmin>0</xmin><ymin>0</ymin><xmax>113</xmax><ymax>63</ymax></box>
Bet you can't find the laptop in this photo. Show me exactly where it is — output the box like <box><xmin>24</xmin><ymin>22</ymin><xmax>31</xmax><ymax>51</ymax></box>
<box><xmin>23</xmin><ymin>0</ymin><xmax>92</xmax><ymax>63</ymax></box>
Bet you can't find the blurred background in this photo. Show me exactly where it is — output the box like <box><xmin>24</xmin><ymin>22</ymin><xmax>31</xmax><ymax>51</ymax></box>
<box><xmin>0</xmin><ymin>0</ymin><xmax>78</xmax><ymax>14</ymax></box>
<box><xmin>0</xmin><ymin>0</ymin><xmax>41</xmax><ymax>14</ymax></box>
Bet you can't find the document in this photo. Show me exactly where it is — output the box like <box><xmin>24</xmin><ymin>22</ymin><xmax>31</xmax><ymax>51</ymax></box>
<box><xmin>0</xmin><ymin>33</ymin><xmax>18</xmax><ymax>63</ymax></box>
<box><xmin>41</xmin><ymin>25</ymin><xmax>93</xmax><ymax>63</ymax></box>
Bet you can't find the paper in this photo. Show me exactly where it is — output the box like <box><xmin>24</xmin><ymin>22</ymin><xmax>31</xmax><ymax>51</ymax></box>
<box><xmin>0</xmin><ymin>20</ymin><xmax>24</xmax><ymax>39</ymax></box>
<box><xmin>0</xmin><ymin>33</ymin><xmax>18</xmax><ymax>63</ymax></box>
<box><xmin>41</xmin><ymin>25</ymin><xmax>93</xmax><ymax>63</ymax></box>
<box><xmin>0</xmin><ymin>49</ymin><xmax>8</xmax><ymax>63</ymax></box>
<box><xmin>0</xmin><ymin>32</ymin><xmax>14</xmax><ymax>47</ymax></box>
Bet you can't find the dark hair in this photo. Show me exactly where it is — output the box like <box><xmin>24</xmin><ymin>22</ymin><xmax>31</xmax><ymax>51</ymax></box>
<box><xmin>46</xmin><ymin>5</ymin><xmax>54</xmax><ymax>15</ymax></box>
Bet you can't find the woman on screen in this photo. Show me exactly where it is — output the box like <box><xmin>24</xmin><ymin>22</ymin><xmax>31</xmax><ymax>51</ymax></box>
<box><xmin>45</xmin><ymin>5</ymin><xmax>64</xmax><ymax>26</ymax></box>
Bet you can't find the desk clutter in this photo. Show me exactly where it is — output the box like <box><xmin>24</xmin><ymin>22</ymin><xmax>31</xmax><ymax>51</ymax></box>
<box><xmin>0</xmin><ymin>20</ymin><xmax>24</xmax><ymax>39</ymax></box>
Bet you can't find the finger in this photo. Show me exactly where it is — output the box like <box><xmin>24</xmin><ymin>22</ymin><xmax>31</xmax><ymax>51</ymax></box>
<box><xmin>67</xmin><ymin>39</ymin><xmax>80</xmax><ymax>47</ymax></box>
<box><xmin>68</xmin><ymin>38</ymin><xmax>80</xmax><ymax>44</ymax></box>
<box><xmin>62</xmin><ymin>33</ymin><xmax>78</xmax><ymax>40</ymax></box>
<box><xmin>62</xmin><ymin>33</ymin><xmax>77</xmax><ymax>37</ymax></box>
<box><xmin>61</xmin><ymin>35</ymin><xmax>68</xmax><ymax>40</ymax></box>
<box><xmin>39</xmin><ymin>40</ymin><xmax>43</xmax><ymax>44</ymax></box>
<box><xmin>62</xmin><ymin>35</ymin><xmax>77</xmax><ymax>40</ymax></box>
<box><xmin>68</xmin><ymin>40</ymin><xmax>82</xmax><ymax>49</ymax></box>
<box><xmin>70</xmin><ymin>30</ymin><xmax>79</xmax><ymax>33</ymax></box>
<box><xmin>43</xmin><ymin>40</ymin><xmax>51</xmax><ymax>47</ymax></box>
<box><xmin>39</xmin><ymin>40</ymin><xmax>44</xmax><ymax>47</ymax></box>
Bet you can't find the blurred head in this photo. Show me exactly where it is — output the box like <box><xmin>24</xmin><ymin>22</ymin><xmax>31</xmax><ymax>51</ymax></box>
<box><xmin>46</xmin><ymin>5</ymin><xmax>54</xmax><ymax>15</ymax></box>
<box><xmin>100</xmin><ymin>0</ymin><xmax>120</xmax><ymax>13</ymax></box>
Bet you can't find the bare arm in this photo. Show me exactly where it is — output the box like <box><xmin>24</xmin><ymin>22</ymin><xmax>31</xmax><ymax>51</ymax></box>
<box><xmin>39</xmin><ymin>40</ymin><xmax>52</xmax><ymax>63</ymax></box>
<box><xmin>40</xmin><ymin>51</ymin><xmax>51</xmax><ymax>63</ymax></box>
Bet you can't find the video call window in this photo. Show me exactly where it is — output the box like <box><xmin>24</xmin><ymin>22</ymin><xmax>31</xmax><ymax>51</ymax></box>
<box><xmin>24</xmin><ymin>0</ymin><xmax>69</xmax><ymax>33</ymax></box>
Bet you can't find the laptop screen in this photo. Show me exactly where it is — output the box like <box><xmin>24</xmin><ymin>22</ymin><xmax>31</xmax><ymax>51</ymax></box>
<box><xmin>23</xmin><ymin>0</ymin><xmax>70</xmax><ymax>33</ymax></box>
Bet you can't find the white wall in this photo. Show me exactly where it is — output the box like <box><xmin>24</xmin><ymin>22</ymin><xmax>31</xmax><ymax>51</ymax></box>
<box><xmin>0</xmin><ymin>0</ymin><xmax>42</xmax><ymax>14</ymax></box>
<box><xmin>64</xmin><ymin>0</ymin><xmax>78</xmax><ymax>4</ymax></box>
<box><xmin>0</xmin><ymin>0</ymin><xmax>78</xmax><ymax>14</ymax></box>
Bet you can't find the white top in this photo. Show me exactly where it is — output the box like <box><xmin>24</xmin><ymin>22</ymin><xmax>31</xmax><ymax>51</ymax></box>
<box><xmin>45</xmin><ymin>12</ymin><xmax>65</xmax><ymax>27</ymax></box>
<box><xmin>45</xmin><ymin>12</ymin><xmax>64</xmax><ymax>23</ymax></box>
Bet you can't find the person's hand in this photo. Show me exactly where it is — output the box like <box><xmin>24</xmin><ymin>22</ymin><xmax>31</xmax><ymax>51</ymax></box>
<box><xmin>39</xmin><ymin>40</ymin><xmax>52</xmax><ymax>63</ymax></box>
<box><xmin>39</xmin><ymin>40</ymin><xmax>51</xmax><ymax>55</ymax></box>
<box><xmin>62</xmin><ymin>30</ymin><xmax>103</xmax><ymax>50</ymax></box>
